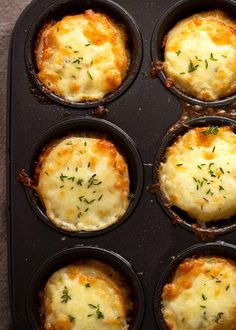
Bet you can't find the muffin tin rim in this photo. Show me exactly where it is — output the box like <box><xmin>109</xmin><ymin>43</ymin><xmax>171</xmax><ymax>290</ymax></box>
<box><xmin>23</xmin><ymin>116</ymin><xmax>144</xmax><ymax>237</ymax></box>
<box><xmin>153</xmin><ymin>115</ymin><xmax>236</xmax><ymax>236</ymax></box>
<box><xmin>24</xmin><ymin>0</ymin><xmax>143</xmax><ymax>109</ymax></box>
<box><xmin>153</xmin><ymin>240</ymin><xmax>236</xmax><ymax>329</ymax></box>
<box><xmin>150</xmin><ymin>0</ymin><xmax>236</xmax><ymax>107</ymax></box>
<box><xmin>26</xmin><ymin>244</ymin><xmax>145</xmax><ymax>330</ymax></box>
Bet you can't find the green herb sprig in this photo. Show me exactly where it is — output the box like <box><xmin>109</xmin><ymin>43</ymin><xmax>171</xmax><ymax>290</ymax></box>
<box><xmin>60</xmin><ymin>287</ymin><xmax>71</xmax><ymax>303</ymax></box>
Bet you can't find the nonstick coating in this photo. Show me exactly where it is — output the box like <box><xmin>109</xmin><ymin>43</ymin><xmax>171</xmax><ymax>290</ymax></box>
<box><xmin>7</xmin><ymin>0</ymin><xmax>236</xmax><ymax>329</ymax></box>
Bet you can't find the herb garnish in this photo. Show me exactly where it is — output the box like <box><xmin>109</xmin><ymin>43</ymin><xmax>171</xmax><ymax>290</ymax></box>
<box><xmin>60</xmin><ymin>287</ymin><xmax>71</xmax><ymax>303</ymax></box>
<box><xmin>176</xmin><ymin>50</ymin><xmax>181</xmax><ymax>56</ymax></box>
<box><xmin>68</xmin><ymin>315</ymin><xmax>76</xmax><ymax>322</ymax></box>
<box><xmin>98</xmin><ymin>194</ymin><xmax>103</xmax><ymax>201</ymax></box>
<box><xmin>195</xmin><ymin>56</ymin><xmax>202</xmax><ymax>61</ymax></box>
<box><xmin>60</xmin><ymin>173</ymin><xmax>68</xmax><ymax>181</ymax></box>
<box><xmin>87</xmin><ymin>174</ymin><xmax>102</xmax><ymax>188</ymax></box>
<box><xmin>89</xmin><ymin>304</ymin><xmax>97</xmax><ymax>309</ymax></box>
<box><xmin>215</xmin><ymin>312</ymin><xmax>224</xmax><ymax>323</ymax></box>
<box><xmin>73</xmin><ymin>57</ymin><xmax>83</xmax><ymax>64</ymax></box>
<box><xmin>84</xmin><ymin>198</ymin><xmax>95</xmax><ymax>204</ymax></box>
<box><xmin>220</xmin><ymin>167</ymin><xmax>224</xmax><ymax>174</ymax></box>
<box><xmin>96</xmin><ymin>305</ymin><xmax>104</xmax><ymax>319</ymax></box>
<box><xmin>88</xmin><ymin>304</ymin><xmax>104</xmax><ymax>319</ymax></box>
<box><xmin>87</xmin><ymin>70</ymin><xmax>93</xmax><ymax>80</ymax></box>
<box><xmin>188</xmin><ymin>60</ymin><xmax>199</xmax><ymax>73</ymax></box>
<box><xmin>201</xmin><ymin>126</ymin><xmax>219</xmax><ymax>135</ymax></box>
<box><xmin>202</xmin><ymin>294</ymin><xmax>207</xmax><ymax>301</ymax></box>
<box><xmin>210</xmin><ymin>53</ymin><xmax>218</xmax><ymax>61</ymax></box>
<box><xmin>77</xmin><ymin>178</ymin><xmax>83</xmax><ymax>186</ymax></box>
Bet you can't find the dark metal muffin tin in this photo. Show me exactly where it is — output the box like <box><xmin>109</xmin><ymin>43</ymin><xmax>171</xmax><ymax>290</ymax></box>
<box><xmin>7</xmin><ymin>0</ymin><xmax>236</xmax><ymax>329</ymax></box>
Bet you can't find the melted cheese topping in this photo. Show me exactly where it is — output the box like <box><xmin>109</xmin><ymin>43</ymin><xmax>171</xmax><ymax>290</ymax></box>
<box><xmin>36</xmin><ymin>136</ymin><xmax>130</xmax><ymax>231</ymax></box>
<box><xmin>35</xmin><ymin>10</ymin><xmax>130</xmax><ymax>102</ymax></box>
<box><xmin>158</xmin><ymin>126</ymin><xmax>236</xmax><ymax>223</ymax></box>
<box><xmin>163</xmin><ymin>10</ymin><xmax>236</xmax><ymax>101</ymax></box>
<box><xmin>162</xmin><ymin>256</ymin><xmax>236</xmax><ymax>330</ymax></box>
<box><xmin>42</xmin><ymin>260</ymin><xmax>133</xmax><ymax>330</ymax></box>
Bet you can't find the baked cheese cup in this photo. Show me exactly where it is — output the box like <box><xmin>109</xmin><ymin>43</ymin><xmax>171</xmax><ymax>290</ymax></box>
<box><xmin>25</xmin><ymin>118</ymin><xmax>143</xmax><ymax>236</ymax></box>
<box><xmin>35</xmin><ymin>136</ymin><xmax>130</xmax><ymax>232</ymax></box>
<box><xmin>35</xmin><ymin>10</ymin><xmax>130</xmax><ymax>103</ymax></box>
<box><xmin>154</xmin><ymin>116</ymin><xmax>236</xmax><ymax>236</ymax></box>
<box><xmin>154</xmin><ymin>242</ymin><xmax>236</xmax><ymax>330</ymax></box>
<box><xmin>41</xmin><ymin>260</ymin><xmax>132</xmax><ymax>330</ymax></box>
<box><xmin>26</xmin><ymin>0</ymin><xmax>142</xmax><ymax>108</ymax></box>
<box><xmin>26</xmin><ymin>246</ymin><xmax>145</xmax><ymax>329</ymax></box>
<box><xmin>151</xmin><ymin>0</ymin><xmax>236</xmax><ymax>106</ymax></box>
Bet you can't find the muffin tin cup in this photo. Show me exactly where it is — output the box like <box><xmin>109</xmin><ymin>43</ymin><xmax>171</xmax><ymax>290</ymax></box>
<box><xmin>153</xmin><ymin>116</ymin><xmax>236</xmax><ymax>237</ymax></box>
<box><xmin>26</xmin><ymin>245</ymin><xmax>145</xmax><ymax>330</ymax></box>
<box><xmin>151</xmin><ymin>0</ymin><xmax>236</xmax><ymax>107</ymax></box>
<box><xmin>25</xmin><ymin>0</ymin><xmax>143</xmax><ymax>109</ymax></box>
<box><xmin>24</xmin><ymin>117</ymin><xmax>143</xmax><ymax>237</ymax></box>
<box><xmin>153</xmin><ymin>241</ymin><xmax>236</xmax><ymax>329</ymax></box>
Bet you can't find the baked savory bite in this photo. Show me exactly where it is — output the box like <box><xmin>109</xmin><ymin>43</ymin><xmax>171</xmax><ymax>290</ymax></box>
<box><xmin>41</xmin><ymin>260</ymin><xmax>133</xmax><ymax>330</ymax></box>
<box><xmin>162</xmin><ymin>256</ymin><xmax>236</xmax><ymax>330</ymax></box>
<box><xmin>35</xmin><ymin>136</ymin><xmax>130</xmax><ymax>231</ymax></box>
<box><xmin>35</xmin><ymin>9</ymin><xmax>130</xmax><ymax>102</ymax></box>
<box><xmin>158</xmin><ymin>125</ymin><xmax>236</xmax><ymax>224</ymax></box>
<box><xmin>163</xmin><ymin>10</ymin><xmax>236</xmax><ymax>101</ymax></box>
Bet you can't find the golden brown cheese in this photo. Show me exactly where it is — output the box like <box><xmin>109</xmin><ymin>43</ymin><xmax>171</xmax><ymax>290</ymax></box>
<box><xmin>163</xmin><ymin>10</ymin><xmax>236</xmax><ymax>101</ymax></box>
<box><xmin>41</xmin><ymin>260</ymin><xmax>133</xmax><ymax>330</ymax></box>
<box><xmin>158</xmin><ymin>126</ymin><xmax>236</xmax><ymax>223</ymax></box>
<box><xmin>35</xmin><ymin>136</ymin><xmax>130</xmax><ymax>231</ymax></box>
<box><xmin>162</xmin><ymin>256</ymin><xmax>236</xmax><ymax>330</ymax></box>
<box><xmin>35</xmin><ymin>10</ymin><xmax>130</xmax><ymax>102</ymax></box>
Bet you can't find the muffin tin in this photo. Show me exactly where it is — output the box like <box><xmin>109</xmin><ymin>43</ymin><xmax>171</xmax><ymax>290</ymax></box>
<box><xmin>7</xmin><ymin>0</ymin><xmax>236</xmax><ymax>329</ymax></box>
